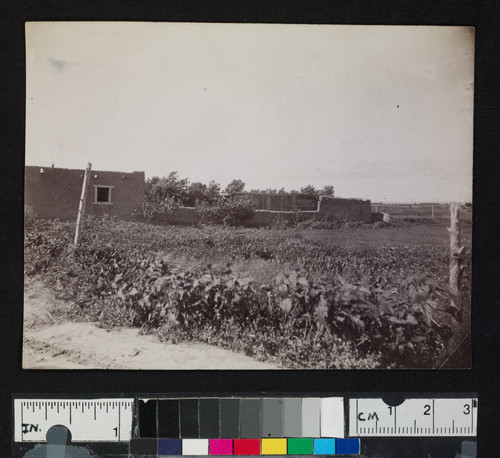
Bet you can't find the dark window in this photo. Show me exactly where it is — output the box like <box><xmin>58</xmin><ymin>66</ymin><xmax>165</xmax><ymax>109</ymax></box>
<box><xmin>96</xmin><ymin>187</ymin><xmax>111</xmax><ymax>203</ymax></box>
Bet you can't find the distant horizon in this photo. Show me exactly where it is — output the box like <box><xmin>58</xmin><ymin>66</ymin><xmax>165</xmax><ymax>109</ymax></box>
<box><xmin>25</xmin><ymin>23</ymin><xmax>474</xmax><ymax>203</ymax></box>
<box><xmin>24</xmin><ymin>162</ymin><xmax>470</xmax><ymax>204</ymax></box>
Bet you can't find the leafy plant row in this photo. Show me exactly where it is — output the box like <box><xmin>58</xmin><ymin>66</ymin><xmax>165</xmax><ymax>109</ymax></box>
<box><xmin>24</xmin><ymin>217</ymin><xmax>462</xmax><ymax>368</ymax></box>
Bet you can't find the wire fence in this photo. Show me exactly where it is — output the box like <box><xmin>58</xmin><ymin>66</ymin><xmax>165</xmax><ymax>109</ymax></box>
<box><xmin>371</xmin><ymin>203</ymin><xmax>472</xmax><ymax>223</ymax></box>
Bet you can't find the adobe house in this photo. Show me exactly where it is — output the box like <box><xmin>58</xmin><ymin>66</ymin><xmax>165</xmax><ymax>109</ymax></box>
<box><xmin>25</xmin><ymin>165</ymin><xmax>145</xmax><ymax>221</ymax></box>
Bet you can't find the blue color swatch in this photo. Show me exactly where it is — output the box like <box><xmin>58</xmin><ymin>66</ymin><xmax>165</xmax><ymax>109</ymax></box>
<box><xmin>158</xmin><ymin>438</ymin><xmax>182</xmax><ymax>455</ymax></box>
<box><xmin>335</xmin><ymin>438</ymin><xmax>360</xmax><ymax>455</ymax></box>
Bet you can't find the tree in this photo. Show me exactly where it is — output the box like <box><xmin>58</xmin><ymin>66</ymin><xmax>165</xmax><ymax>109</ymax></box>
<box><xmin>246</xmin><ymin>187</ymin><xmax>288</xmax><ymax>194</ymax></box>
<box><xmin>144</xmin><ymin>176</ymin><xmax>160</xmax><ymax>200</ymax></box>
<box><xmin>224</xmin><ymin>179</ymin><xmax>245</xmax><ymax>194</ymax></box>
<box><xmin>137</xmin><ymin>172</ymin><xmax>221</xmax><ymax>220</ymax></box>
<box><xmin>146</xmin><ymin>171</ymin><xmax>189</xmax><ymax>203</ymax></box>
<box><xmin>300</xmin><ymin>185</ymin><xmax>318</xmax><ymax>195</ymax></box>
<box><xmin>320</xmin><ymin>185</ymin><xmax>335</xmax><ymax>197</ymax></box>
<box><xmin>185</xmin><ymin>181</ymin><xmax>221</xmax><ymax>206</ymax></box>
<box><xmin>185</xmin><ymin>182</ymin><xmax>208</xmax><ymax>206</ymax></box>
<box><xmin>207</xmin><ymin>180</ymin><xmax>221</xmax><ymax>202</ymax></box>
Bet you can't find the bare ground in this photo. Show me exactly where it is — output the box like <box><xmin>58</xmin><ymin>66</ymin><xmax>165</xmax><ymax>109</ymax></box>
<box><xmin>23</xmin><ymin>277</ymin><xmax>278</xmax><ymax>370</ymax></box>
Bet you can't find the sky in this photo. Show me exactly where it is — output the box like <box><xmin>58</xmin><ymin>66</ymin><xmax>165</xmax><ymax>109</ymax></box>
<box><xmin>25</xmin><ymin>23</ymin><xmax>474</xmax><ymax>203</ymax></box>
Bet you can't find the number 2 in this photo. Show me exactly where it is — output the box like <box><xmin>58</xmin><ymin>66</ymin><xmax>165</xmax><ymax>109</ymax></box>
<box><xmin>424</xmin><ymin>404</ymin><xmax>431</xmax><ymax>415</ymax></box>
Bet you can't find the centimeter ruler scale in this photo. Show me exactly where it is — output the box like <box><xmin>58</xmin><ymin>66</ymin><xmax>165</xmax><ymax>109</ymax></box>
<box><xmin>349</xmin><ymin>398</ymin><xmax>478</xmax><ymax>437</ymax></box>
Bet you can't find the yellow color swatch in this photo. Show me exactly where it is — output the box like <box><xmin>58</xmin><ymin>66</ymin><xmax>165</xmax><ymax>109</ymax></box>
<box><xmin>261</xmin><ymin>438</ymin><xmax>287</xmax><ymax>455</ymax></box>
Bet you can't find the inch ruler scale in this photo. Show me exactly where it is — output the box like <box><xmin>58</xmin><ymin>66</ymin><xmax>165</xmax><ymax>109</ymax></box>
<box><xmin>12</xmin><ymin>395</ymin><xmax>478</xmax><ymax>457</ymax></box>
<box><xmin>14</xmin><ymin>398</ymin><xmax>134</xmax><ymax>442</ymax></box>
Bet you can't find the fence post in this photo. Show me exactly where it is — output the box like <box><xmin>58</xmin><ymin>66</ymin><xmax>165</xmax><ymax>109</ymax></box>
<box><xmin>74</xmin><ymin>162</ymin><xmax>92</xmax><ymax>245</ymax></box>
<box><xmin>449</xmin><ymin>202</ymin><xmax>463</xmax><ymax>312</ymax></box>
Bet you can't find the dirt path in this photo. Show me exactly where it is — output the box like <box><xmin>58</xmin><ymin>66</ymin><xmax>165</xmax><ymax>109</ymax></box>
<box><xmin>23</xmin><ymin>277</ymin><xmax>279</xmax><ymax>370</ymax></box>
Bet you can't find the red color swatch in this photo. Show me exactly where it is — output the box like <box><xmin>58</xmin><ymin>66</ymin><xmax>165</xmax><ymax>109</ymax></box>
<box><xmin>234</xmin><ymin>439</ymin><xmax>261</xmax><ymax>455</ymax></box>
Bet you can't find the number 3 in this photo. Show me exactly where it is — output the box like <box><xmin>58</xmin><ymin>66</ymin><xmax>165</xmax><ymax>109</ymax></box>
<box><xmin>464</xmin><ymin>404</ymin><xmax>471</xmax><ymax>415</ymax></box>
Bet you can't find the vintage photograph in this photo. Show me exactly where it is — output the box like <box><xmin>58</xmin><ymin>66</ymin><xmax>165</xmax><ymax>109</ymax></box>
<box><xmin>23</xmin><ymin>23</ymin><xmax>473</xmax><ymax>369</ymax></box>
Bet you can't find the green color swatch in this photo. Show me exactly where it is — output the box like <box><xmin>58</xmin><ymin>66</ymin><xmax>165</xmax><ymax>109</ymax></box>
<box><xmin>287</xmin><ymin>438</ymin><xmax>313</xmax><ymax>454</ymax></box>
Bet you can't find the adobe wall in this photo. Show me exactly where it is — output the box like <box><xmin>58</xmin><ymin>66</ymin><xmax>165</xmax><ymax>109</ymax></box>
<box><xmin>25</xmin><ymin>166</ymin><xmax>145</xmax><ymax>221</ymax></box>
<box><xmin>232</xmin><ymin>193</ymin><xmax>318</xmax><ymax>211</ymax></box>
<box><xmin>167</xmin><ymin>207</ymin><xmax>202</xmax><ymax>225</ymax></box>
<box><xmin>162</xmin><ymin>197</ymin><xmax>371</xmax><ymax>226</ymax></box>
<box><xmin>317</xmin><ymin>197</ymin><xmax>372</xmax><ymax>222</ymax></box>
<box><xmin>247</xmin><ymin>197</ymin><xmax>371</xmax><ymax>225</ymax></box>
<box><xmin>249</xmin><ymin>210</ymin><xmax>295</xmax><ymax>226</ymax></box>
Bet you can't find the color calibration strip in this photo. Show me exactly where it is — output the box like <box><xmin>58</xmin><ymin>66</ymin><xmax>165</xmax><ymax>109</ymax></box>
<box><xmin>130</xmin><ymin>397</ymin><xmax>358</xmax><ymax>455</ymax></box>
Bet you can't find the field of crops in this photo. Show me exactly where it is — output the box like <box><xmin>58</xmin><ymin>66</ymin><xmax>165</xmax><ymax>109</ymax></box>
<box><xmin>371</xmin><ymin>202</ymin><xmax>473</xmax><ymax>229</ymax></box>
<box><xmin>24</xmin><ymin>216</ymin><xmax>471</xmax><ymax>369</ymax></box>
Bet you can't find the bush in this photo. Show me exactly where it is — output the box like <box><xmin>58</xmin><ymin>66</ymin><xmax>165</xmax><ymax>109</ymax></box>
<box><xmin>296</xmin><ymin>218</ymin><xmax>343</xmax><ymax>230</ymax></box>
<box><xmin>196</xmin><ymin>196</ymin><xmax>256</xmax><ymax>226</ymax></box>
<box><xmin>132</xmin><ymin>197</ymin><xmax>179</xmax><ymax>222</ymax></box>
<box><xmin>269</xmin><ymin>215</ymin><xmax>291</xmax><ymax>230</ymax></box>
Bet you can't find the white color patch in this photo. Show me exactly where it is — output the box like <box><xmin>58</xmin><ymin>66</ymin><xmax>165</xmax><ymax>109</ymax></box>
<box><xmin>320</xmin><ymin>397</ymin><xmax>344</xmax><ymax>438</ymax></box>
<box><xmin>182</xmin><ymin>439</ymin><xmax>209</xmax><ymax>455</ymax></box>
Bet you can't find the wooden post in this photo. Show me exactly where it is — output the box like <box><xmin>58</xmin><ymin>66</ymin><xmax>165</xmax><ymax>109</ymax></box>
<box><xmin>74</xmin><ymin>162</ymin><xmax>92</xmax><ymax>245</ymax></box>
<box><xmin>431</xmin><ymin>204</ymin><xmax>434</xmax><ymax>219</ymax></box>
<box><xmin>449</xmin><ymin>202</ymin><xmax>463</xmax><ymax>312</ymax></box>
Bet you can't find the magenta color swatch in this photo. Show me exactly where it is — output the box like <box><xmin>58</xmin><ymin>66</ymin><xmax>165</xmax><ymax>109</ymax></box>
<box><xmin>209</xmin><ymin>439</ymin><xmax>233</xmax><ymax>455</ymax></box>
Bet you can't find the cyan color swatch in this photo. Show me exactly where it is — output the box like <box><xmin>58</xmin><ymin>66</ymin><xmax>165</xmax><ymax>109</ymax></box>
<box><xmin>314</xmin><ymin>438</ymin><xmax>336</xmax><ymax>455</ymax></box>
